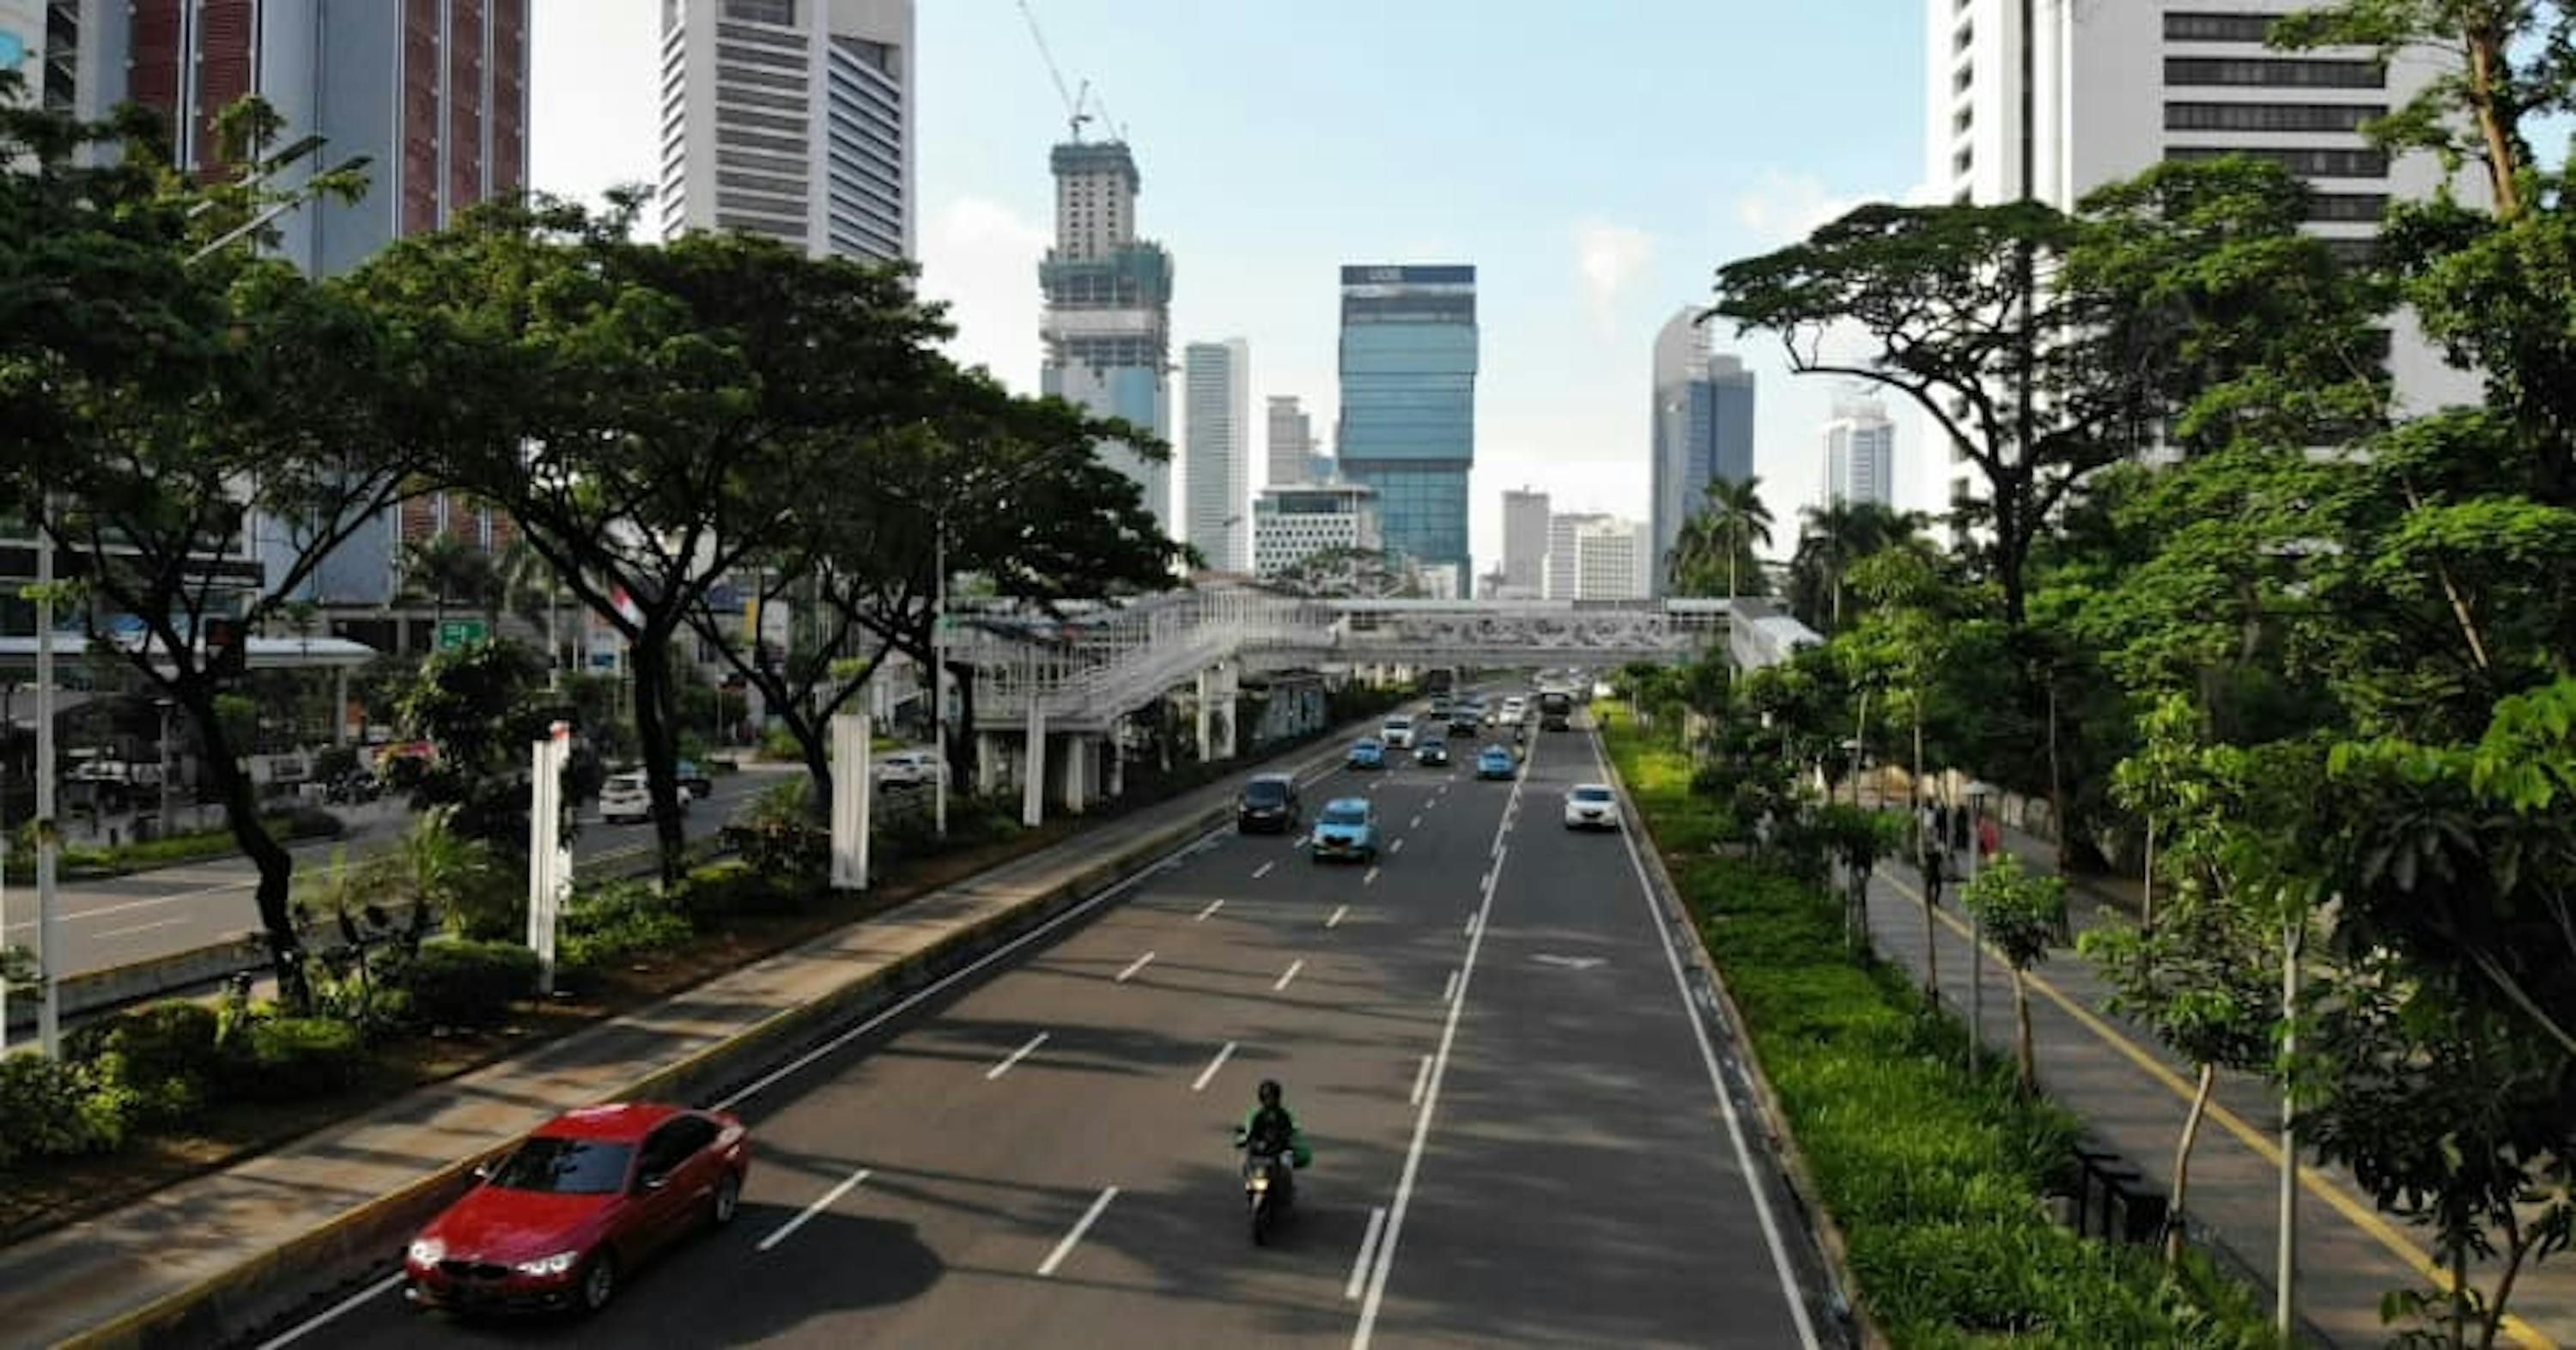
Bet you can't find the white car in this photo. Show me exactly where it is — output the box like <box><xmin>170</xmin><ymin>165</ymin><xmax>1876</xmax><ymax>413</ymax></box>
<box><xmin>1500</xmin><ymin>696</ymin><xmax>1528</xmax><ymax>724</ymax></box>
<box><xmin>1563</xmin><ymin>783</ymin><xmax>1621</xmax><ymax>831</ymax></box>
<box><xmin>1382</xmin><ymin>715</ymin><xmax>1416</xmax><ymax>749</ymax></box>
<box><xmin>876</xmin><ymin>750</ymin><xmax>945</xmax><ymax>788</ymax></box>
<box><xmin>599</xmin><ymin>772</ymin><xmax>655</xmax><ymax>824</ymax></box>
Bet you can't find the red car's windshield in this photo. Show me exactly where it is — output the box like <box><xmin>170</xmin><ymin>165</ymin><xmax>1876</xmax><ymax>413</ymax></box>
<box><xmin>489</xmin><ymin>1137</ymin><xmax>634</xmax><ymax>1195</ymax></box>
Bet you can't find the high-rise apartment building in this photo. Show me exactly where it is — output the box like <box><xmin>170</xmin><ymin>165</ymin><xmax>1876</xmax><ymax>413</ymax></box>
<box><xmin>1500</xmin><ymin>488</ymin><xmax>1550</xmax><ymax>597</ymax></box>
<box><xmin>1041</xmin><ymin>139</ymin><xmax>1176</xmax><ymax>538</ymax></box>
<box><xmin>1266</xmin><ymin>395</ymin><xmax>1315</xmax><ymax>487</ymax></box>
<box><xmin>1253</xmin><ymin>484</ymin><xmax>1380</xmax><ymax>578</ymax></box>
<box><xmin>1338</xmin><ymin>264</ymin><xmax>1478</xmax><ymax>593</ymax></box>
<box><xmin>124</xmin><ymin>0</ymin><xmax>528</xmax><ymax>277</ymax></box>
<box><xmin>1</xmin><ymin>1</ymin><xmax>119</xmax><ymax>119</ymax></box>
<box><xmin>1183</xmin><ymin>338</ymin><xmax>1250</xmax><ymax>572</ymax></box>
<box><xmin>1649</xmin><ymin>308</ymin><xmax>1756</xmax><ymax>596</ymax></box>
<box><xmin>659</xmin><ymin>0</ymin><xmax>913</xmax><ymax>263</ymax></box>
<box><xmin>1928</xmin><ymin>0</ymin><xmax>2482</xmax><ymax>509</ymax></box>
<box><xmin>1823</xmin><ymin>397</ymin><xmax>1896</xmax><ymax>508</ymax></box>
<box><xmin>1571</xmin><ymin>517</ymin><xmax>1652</xmax><ymax>601</ymax></box>
<box><xmin>1545</xmin><ymin>511</ymin><xmax>1611</xmax><ymax>601</ymax></box>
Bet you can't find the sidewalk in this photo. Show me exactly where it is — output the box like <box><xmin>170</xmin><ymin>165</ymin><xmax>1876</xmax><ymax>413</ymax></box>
<box><xmin>1868</xmin><ymin>832</ymin><xmax>2574</xmax><ymax>1348</ymax></box>
<box><xmin>0</xmin><ymin>739</ymin><xmax>1345</xmax><ymax>1350</ymax></box>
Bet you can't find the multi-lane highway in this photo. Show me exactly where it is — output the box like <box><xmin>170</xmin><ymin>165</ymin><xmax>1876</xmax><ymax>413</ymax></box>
<box><xmin>265</xmin><ymin>705</ymin><xmax>1829</xmax><ymax>1347</ymax></box>
<box><xmin>9</xmin><ymin>769</ymin><xmax>793</xmax><ymax>979</ymax></box>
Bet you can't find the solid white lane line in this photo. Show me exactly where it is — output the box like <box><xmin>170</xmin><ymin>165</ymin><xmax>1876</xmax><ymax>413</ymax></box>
<box><xmin>1274</xmin><ymin>958</ymin><xmax>1305</xmax><ymax>992</ymax></box>
<box><xmin>1352</xmin><ymin>726</ymin><xmax>1539</xmax><ymax>1350</ymax></box>
<box><xmin>1198</xmin><ymin>898</ymin><xmax>1225</xmax><ymax>921</ymax></box>
<box><xmin>1192</xmin><ymin>1041</ymin><xmax>1237</xmax><ymax>1092</ymax></box>
<box><xmin>1254</xmin><ymin>861</ymin><xmax>1276</xmax><ymax>879</ymax></box>
<box><xmin>1409</xmin><ymin>1054</ymin><xmax>1432</xmax><ymax>1105</ymax></box>
<box><xmin>1593</xmin><ymin>733</ymin><xmax>1821</xmax><ymax>1348</ymax></box>
<box><xmin>1364</xmin><ymin>867</ymin><xmax>1380</xmax><ymax>886</ymax></box>
<box><xmin>251</xmin><ymin>1274</ymin><xmax>404</xmax><ymax>1349</ymax></box>
<box><xmin>987</xmin><ymin>1031</ymin><xmax>1049</xmax><ymax>1080</ymax></box>
<box><xmin>1346</xmin><ymin>1207</ymin><xmax>1389</xmax><ymax>1300</ymax></box>
<box><xmin>1038</xmin><ymin>1186</ymin><xmax>1119</xmax><ymax>1276</ymax></box>
<box><xmin>715</xmin><ymin>817</ymin><xmax>1243</xmax><ymax>1110</ymax></box>
<box><xmin>95</xmin><ymin>916</ymin><xmax>191</xmax><ymax>940</ymax></box>
<box><xmin>757</xmin><ymin>1166</ymin><xmax>872</xmax><ymax>1252</ymax></box>
<box><xmin>1390</xmin><ymin>838</ymin><xmax>1405</xmax><ymax>854</ymax></box>
<box><xmin>1327</xmin><ymin>904</ymin><xmax>1348</xmax><ymax>928</ymax></box>
<box><xmin>1116</xmin><ymin>951</ymin><xmax>1156</xmax><ymax>983</ymax></box>
<box><xmin>1441</xmin><ymin>970</ymin><xmax>1459</xmax><ymax>1005</ymax></box>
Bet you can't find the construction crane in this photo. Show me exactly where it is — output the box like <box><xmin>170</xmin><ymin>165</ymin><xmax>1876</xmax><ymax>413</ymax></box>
<box><xmin>1017</xmin><ymin>0</ymin><xmax>1095</xmax><ymax>143</ymax></box>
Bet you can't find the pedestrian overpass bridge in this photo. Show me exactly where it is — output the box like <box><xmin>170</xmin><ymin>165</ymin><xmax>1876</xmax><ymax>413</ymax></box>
<box><xmin>924</xmin><ymin>583</ymin><xmax>1820</xmax><ymax>823</ymax></box>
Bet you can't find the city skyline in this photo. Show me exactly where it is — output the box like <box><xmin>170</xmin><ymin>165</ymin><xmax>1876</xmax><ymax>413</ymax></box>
<box><xmin>526</xmin><ymin>0</ymin><xmax>1927</xmax><ymax>563</ymax></box>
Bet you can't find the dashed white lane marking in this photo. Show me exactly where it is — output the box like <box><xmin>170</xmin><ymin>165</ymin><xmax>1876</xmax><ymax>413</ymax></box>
<box><xmin>1410</xmin><ymin>814</ymin><xmax>1422</xmax><ymax>830</ymax></box>
<box><xmin>1441</xmin><ymin>970</ymin><xmax>1459</xmax><ymax>1005</ymax></box>
<box><xmin>1327</xmin><ymin>904</ymin><xmax>1348</xmax><ymax>928</ymax></box>
<box><xmin>1347</xmin><ymin>1207</ymin><xmax>1389</xmax><ymax>1299</ymax></box>
<box><xmin>758</xmin><ymin>1166</ymin><xmax>872</xmax><ymax>1252</ymax></box>
<box><xmin>1274</xmin><ymin>958</ymin><xmax>1305</xmax><ymax>992</ymax></box>
<box><xmin>1037</xmin><ymin>1187</ymin><xmax>1119</xmax><ymax>1277</ymax></box>
<box><xmin>987</xmin><ymin>1031</ymin><xmax>1049</xmax><ymax>1080</ymax></box>
<box><xmin>1390</xmin><ymin>838</ymin><xmax>1405</xmax><ymax>854</ymax></box>
<box><xmin>1254</xmin><ymin>861</ymin><xmax>1277</xmax><ymax>879</ymax></box>
<box><xmin>1197</xmin><ymin>898</ymin><xmax>1224</xmax><ymax>921</ymax></box>
<box><xmin>1364</xmin><ymin>867</ymin><xmax>1380</xmax><ymax>886</ymax></box>
<box><xmin>1116</xmin><ymin>951</ymin><xmax>1155</xmax><ymax>983</ymax></box>
<box><xmin>1192</xmin><ymin>1041</ymin><xmax>1237</xmax><ymax>1092</ymax></box>
<box><xmin>1410</xmin><ymin>1054</ymin><xmax>1433</xmax><ymax>1105</ymax></box>
<box><xmin>96</xmin><ymin>916</ymin><xmax>191</xmax><ymax>940</ymax></box>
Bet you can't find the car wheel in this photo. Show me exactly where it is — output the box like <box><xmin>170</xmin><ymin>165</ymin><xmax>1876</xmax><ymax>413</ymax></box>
<box><xmin>577</xmin><ymin>1250</ymin><xmax>617</xmax><ymax>1314</ymax></box>
<box><xmin>711</xmin><ymin>1171</ymin><xmax>741</xmax><ymax>1227</ymax></box>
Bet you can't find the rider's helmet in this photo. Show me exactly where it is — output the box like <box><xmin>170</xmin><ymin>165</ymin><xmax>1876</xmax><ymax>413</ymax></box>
<box><xmin>1257</xmin><ymin>1079</ymin><xmax>1282</xmax><ymax>1108</ymax></box>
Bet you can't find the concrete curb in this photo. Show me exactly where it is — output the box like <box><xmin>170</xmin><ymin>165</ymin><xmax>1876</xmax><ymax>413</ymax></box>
<box><xmin>57</xmin><ymin>727</ymin><xmax>1372</xmax><ymax>1350</ymax></box>
<box><xmin>1597</xmin><ymin>722</ymin><xmax>1889</xmax><ymax>1350</ymax></box>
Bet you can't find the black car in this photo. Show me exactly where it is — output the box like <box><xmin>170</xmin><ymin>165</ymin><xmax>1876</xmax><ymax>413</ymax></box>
<box><xmin>1236</xmin><ymin>774</ymin><xmax>1303</xmax><ymax>833</ymax></box>
<box><xmin>1414</xmin><ymin>738</ymin><xmax>1450</xmax><ymax>767</ymax></box>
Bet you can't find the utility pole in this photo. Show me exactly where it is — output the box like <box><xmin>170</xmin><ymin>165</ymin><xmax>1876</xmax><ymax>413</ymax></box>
<box><xmin>34</xmin><ymin>505</ymin><xmax>59</xmax><ymax>1056</ymax></box>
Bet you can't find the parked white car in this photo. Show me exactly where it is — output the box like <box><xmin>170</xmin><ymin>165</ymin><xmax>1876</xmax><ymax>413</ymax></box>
<box><xmin>599</xmin><ymin>772</ymin><xmax>669</xmax><ymax>825</ymax></box>
<box><xmin>1563</xmin><ymin>783</ymin><xmax>1621</xmax><ymax>831</ymax></box>
<box><xmin>1382</xmin><ymin>715</ymin><xmax>1417</xmax><ymax>749</ymax></box>
<box><xmin>876</xmin><ymin>750</ymin><xmax>945</xmax><ymax>788</ymax></box>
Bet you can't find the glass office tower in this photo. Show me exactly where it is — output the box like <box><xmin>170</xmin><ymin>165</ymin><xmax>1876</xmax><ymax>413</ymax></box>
<box><xmin>1336</xmin><ymin>265</ymin><xmax>1477</xmax><ymax>593</ymax></box>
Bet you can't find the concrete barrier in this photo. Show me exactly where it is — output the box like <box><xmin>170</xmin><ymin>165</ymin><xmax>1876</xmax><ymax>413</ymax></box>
<box><xmin>63</xmin><ymin>730</ymin><xmax>1365</xmax><ymax>1350</ymax></box>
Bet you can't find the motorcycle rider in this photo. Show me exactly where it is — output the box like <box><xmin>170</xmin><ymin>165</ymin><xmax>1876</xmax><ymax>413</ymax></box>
<box><xmin>1236</xmin><ymin>1079</ymin><xmax>1311</xmax><ymax>1201</ymax></box>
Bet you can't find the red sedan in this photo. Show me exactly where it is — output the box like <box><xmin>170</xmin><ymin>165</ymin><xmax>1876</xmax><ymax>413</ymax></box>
<box><xmin>404</xmin><ymin>1103</ymin><xmax>749</xmax><ymax>1315</ymax></box>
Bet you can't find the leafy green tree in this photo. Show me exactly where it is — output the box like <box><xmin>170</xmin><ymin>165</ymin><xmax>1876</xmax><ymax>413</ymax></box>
<box><xmin>400</xmin><ymin>531</ymin><xmax>501</xmax><ymax>635</ymax></box>
<box><xmin>392</xmin><ymin>638</ymin><xmax>560</xmax><ymax>863</ymax></box>
<box><xmin>1959</xmin><ymin>852</ymin><xmax>2069</xmax><ymax>1099</ymax></box>
<box><xmin>1669</xmin><ymin>476</ymin><xmax>1775</xmax><ymax>600</ymax></box>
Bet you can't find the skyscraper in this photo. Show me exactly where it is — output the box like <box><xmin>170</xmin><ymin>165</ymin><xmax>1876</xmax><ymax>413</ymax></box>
<box><xmin>1337</xmin><ymin>264</ymin><xmax>1478</xmax><ymax>593</ymax></box>
<box><xmin>125</xmin><ymin>0</ymin><xmax>528</xmax><ymax>278</ymax></box>
<box><xmin>1266</xmin><ymin>395</ymin><xmax>1315</xmax><ymax>487</ymax></box>
<box><xmin>1649</xmin><ymin>308</ymin><xmax>1756</xmax><ymax>596</ymax></box>
<box><xmin>1183</xmin><ymin>338</ymin><xmax>1250</xmax><ymax>572</ymax></box>
<box><xmin>659</xmin><ymin>0</ymin><xmax>913</xmax><ymax>263</ymax></box>
<box><xmin>1041</xmin><ymin>139</ymin><xmax>1176</xmax><ymax>538</ymax></box>
<box><xmin>1929</xmin><ymin>0</ymin><xmax>2482</xmax><ymax>509</ymax></box>
<box><xmin>1823</xmin><ymin>398</ymin><xmax>1896</xmax><ymax>508</ymax></box>
<box><xmin>1500</xmin><ymin>488</ymin><xmax>1550</xmax><ymax>597</ymax></box>
<box><xmin>1571</xmin><ymin>518</ymin><xmax>1653</xmax><ymax>601</ymax></box>
<box><xmin>1546</xmin><ymin>511</ymin><xmax>1611</xmax><ymax>601</ymax></box>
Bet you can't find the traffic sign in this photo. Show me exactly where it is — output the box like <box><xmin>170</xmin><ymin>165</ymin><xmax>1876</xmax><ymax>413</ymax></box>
<box><xmin>435</xmin><ymin>618</ymin><xmax>489</xmax><ymax>651</ymax></box>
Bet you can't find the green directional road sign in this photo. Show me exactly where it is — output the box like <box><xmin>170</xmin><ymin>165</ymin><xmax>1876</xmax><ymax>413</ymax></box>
<box><xmin>436</xmin><ymin>618</ymin><xmax>489</xmax><ymax>651</ymax></box>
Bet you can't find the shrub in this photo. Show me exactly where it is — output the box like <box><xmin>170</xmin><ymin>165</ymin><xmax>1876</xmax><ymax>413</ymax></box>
<box><xmin>67</xmin><ymin>1002</ymin><xmax>220</xmax><ymax>1127</ymax></box>
<box><xmin>228</xmin><ymin>1016</ymin><xmax>367</xmax><ymax>1101</ymax></box>
<box><xmin>0</xmin><ymin>1055</ymin><xmax>124</xmax><ymax>1169</ymax></box>
<box><xmin>559</xmin><ymin>879</ymin><xmax>695</xmax><ymax>970</ymax></box>
<box><xmin>403</xmin><ymin>939</ymin><xmax>540</xmax><ymax>1028</ymax></box>
<box><xmin>725</xmin><ymin>777</ymin><xmax>827</xmax><ymax>881</ymax></box>
<box><xmin>679</xmin><ymin>860</ymin><xmax>799</xmax><ymax>918</ymax></box>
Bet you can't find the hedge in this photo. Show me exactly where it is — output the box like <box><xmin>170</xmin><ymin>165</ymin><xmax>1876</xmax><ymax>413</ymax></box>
<box><xmin>1600</xmin><ymin>707</ymin><xmax>2278</xmax><ymax>1348</ymax></box>
<box><xmin>404</xmin><ymin>939</ymin><xmax>541</xmax><ymax>1028</ymax></box>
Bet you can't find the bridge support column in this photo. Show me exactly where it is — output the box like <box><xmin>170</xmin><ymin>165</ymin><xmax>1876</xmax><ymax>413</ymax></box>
<box><xmin>1059</xmin><ymin>734</ymin><xmax>1091</xmax><ymax>815</ymax></box>
<box><xmin>1195</xmin><ymin>668</ymin><xmax>1217</xmax><ymax>763</ymax></box>
<box><xmin>975</xmin><ymin>732</ymin><xmax>1005</xmax><ymax>795</ymax></box>
<box><xmin>1107</xmin><ymin>722</ymin><xmax>1127</xmax><ymax>799</ymax></box>
<box><xmin>1022</xmin><ymin>711</ymin><xmax>1047</xmax><ymax>828</ymax></box>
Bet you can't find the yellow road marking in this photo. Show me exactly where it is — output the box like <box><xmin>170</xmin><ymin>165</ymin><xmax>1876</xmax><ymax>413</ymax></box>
<box><xmin>1883</xmin><ymin>874</ymin><xmax>2556</xmax><ymax>1350</ymax></box>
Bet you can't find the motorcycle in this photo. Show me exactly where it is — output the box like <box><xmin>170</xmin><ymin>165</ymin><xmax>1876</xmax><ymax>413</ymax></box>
<box><xmin>1236</xmin><ymin>1131</ymin><xmax>1297</xmax><ymax>1244</ymax></box>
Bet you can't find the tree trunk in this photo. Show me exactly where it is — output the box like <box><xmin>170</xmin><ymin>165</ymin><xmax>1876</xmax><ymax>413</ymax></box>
<box><xmin>2167</xmin><ymin>1060</ymin><xmax>2215</xmax><ymax>1267</ymax></box>
<box><xmin>2464</xmin><ymin>22</ymin><xmax>2524</xmax><ymax>220</ymax></box>
<box><xmin>794</xmin><ymin>709</ymin><xmax>833</xmax><ymax>821</ymax></box>
<box><xmin>2141</xmin><ymin>818</ymin><xmax>2157</xmax><ymax>982</ymax></box>
<box><xmin>185</xmin><ymin>683</ymin><xmax>311</xmax><ymax>1010</ymax></box>
<box><xmin>2046</xmin><ymin>672</ymin><xmax>2068</xmax><ymax>872</ymax></box>
<box><xmin>2013</xmin><ymin>971</ymin><xmax>2037</xmax><ymax>1100</ymax></box>
<box><xmin>629</xmin><ymin>635</ymin><xmax>688</xmax><ymax>885</ymax></box>
<box><xmin>945</xmin><ymin>654</ymin><xmax>978</xmax><ymax>790</ymax></box>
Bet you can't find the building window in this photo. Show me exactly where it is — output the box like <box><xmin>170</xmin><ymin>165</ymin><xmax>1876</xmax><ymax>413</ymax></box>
<box><xmin>2164</xmin><ymin>12</ymin><xmax>2283</xmax><ymax>42</ymax></box>
<box><xmin>1953</xmin><ymin>146</ymin><xmax>1973</xmax><ymax>176</ymax></box>
<box><xmin>1953</xmin><ymin>20</ymin><xmax>1972</xmax><ymax>53</ymax></box>
<box><xmin>2306</xmin><ymin>192</ymin><xmax>2389</xmax><ymax>222</ymax></box>
<box><xmin>2165</xmin><ymin>144</ymin><xmax>2390</xmax><ymax>177</ymax></box>
<box><xmin>2166</xmin><ymin>101</ymin><xmax>2385</xmax><ymax>132</ymax></box>
<box><xmin>2165</xmin><ymin>57</ymin><xmax>2385</xmax><ymax>88</ymax></box>
<box><xmin>723</xmin><ymin>0</ymin><xmax>796</xmax><ymax>24</ymax></box>
<box><xmin>1953</xmin><ymin>60</ymin><xmax>1974</xmax><ymax>94</ymax></box>
<box><xmin>2323</xmin><ymin>237</ymin><xmax>2380</xmax><ymax>268</ymax></box>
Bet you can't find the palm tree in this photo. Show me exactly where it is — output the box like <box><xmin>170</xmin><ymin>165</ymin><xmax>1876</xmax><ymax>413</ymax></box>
<box><xmin>495</xmin><ymin>538</ymin><xmax>568</xmax><ymax>679</ymax></box>
<box><xmin>1691</xmin><ymin>476</ymin><xmax>1774</xmax><ymax>600</ymax></box>
<box><xmin>1793</xmin><ymin>501</ymin><xmax>1929</xmax><ymax>631</ymax></box>
<box><xmin>400</xmin><ymin>532</ymin><xmax>500</xmax><ymax>644</ymax></box>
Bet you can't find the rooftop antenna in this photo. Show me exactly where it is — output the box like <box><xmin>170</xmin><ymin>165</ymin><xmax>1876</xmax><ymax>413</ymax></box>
<box><xmin>1017</xmin><ymin>0</ymin><xmax>1093</xmax><ymax>142</ymax></box>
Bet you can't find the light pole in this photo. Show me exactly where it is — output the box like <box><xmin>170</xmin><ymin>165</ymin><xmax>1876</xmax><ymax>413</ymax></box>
<box><xmin>155</xmin><ymin>697</ymin><xmax>177</xmax><ymax>836</ymax></box>
<box><xmin>33</xmin><ymin>502</ymin><xmax>59</xmax><ymax>1056</ymax></box>
<box><xmin>1965</xmin><ymin>779</ymin><xmax>1994</xmax><ymax>1076</ymax></box>
<box><xmin>932</xmin><ymin>514</ymin><xmax>949</xmax><ymax>840</ymax></box>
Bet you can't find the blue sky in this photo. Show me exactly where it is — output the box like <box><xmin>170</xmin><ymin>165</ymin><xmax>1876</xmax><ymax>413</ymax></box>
<box><xmin>532</xmin><ymin>1</ymin><xmax>1929</xmax><ymax>568</ymax></box>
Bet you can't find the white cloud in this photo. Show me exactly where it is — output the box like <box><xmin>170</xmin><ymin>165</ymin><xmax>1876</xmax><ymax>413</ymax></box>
<box><xmin>1571</xmin><ymin>218</ymin><xmax>1655</xmax><ymax>337</ymax></box>
<box><xmin>1731</xmin><ymin>169</ymin><xmax>1862</xmax><ymax>246</ymax></box>
<box><xmin>917</xmin><ymin>195</ymin><xmax>1051</xmax><ymax>392</ymax></box>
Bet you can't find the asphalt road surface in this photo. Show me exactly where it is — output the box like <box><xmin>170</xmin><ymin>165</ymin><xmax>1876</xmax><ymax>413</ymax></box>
<box><xmin>261</xmin><ymin>708</ymin><xmax>1828</xmax><ymax>1348</ymax></box>
<box><xmin>11</xmin><ymin>769</ymin><xmax>797</xmax><ymax>979</ymax></box>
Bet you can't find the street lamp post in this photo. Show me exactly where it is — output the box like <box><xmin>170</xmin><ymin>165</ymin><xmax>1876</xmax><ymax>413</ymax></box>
<box><xmin>155</xmin><ymin>697</ymin><xmax>176</xmax><ymax>837</ymax></box>
<box><xmin>33</xmin><ymin>507</ymin><xmax>58</xmax><ymax>1056</ymax></box>
<box><xmin>1965</xmin><ymin>779</ymin><xmax>1994</xmax><ymax>1077</ymax></box>
<box><xmin>932</xmin><ymin>515</ymin><xmax>948</xmax><ymax>840</ymax></box>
